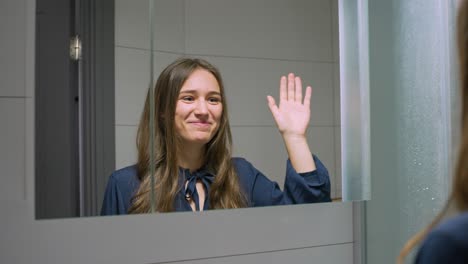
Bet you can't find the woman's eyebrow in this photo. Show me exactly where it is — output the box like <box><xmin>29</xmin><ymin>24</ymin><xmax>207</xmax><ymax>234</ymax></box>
<box><xmin>179</xmin><ymin>90</ymin><xmax>196</xmax><ymax>94</ymax></box>
<box><xmin>208</xmin><ymin>91</ymin><xmax>222</xmax><ymax>96</ymax></box>
<box><xmin>179</xmin><ymin>90</ymin><xmax>221</xmax><ymax>96</ymax></box>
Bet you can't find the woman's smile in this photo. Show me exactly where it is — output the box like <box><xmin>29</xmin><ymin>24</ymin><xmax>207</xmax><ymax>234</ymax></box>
<box><xmin>188</xmin><ymin>121</ymin><xmax>212</xmax><ymax>128</ymax></box>
<box><xmin>189</xmin><ymin>121</ymin><xmax>211</xmax><ymax>127</ymax></box>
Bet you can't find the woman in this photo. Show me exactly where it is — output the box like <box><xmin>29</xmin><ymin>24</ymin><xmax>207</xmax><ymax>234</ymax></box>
<box><xmin>398</xmin><ymin>1</ymin><xmax>468</xmax><ymax>262</ymax></box>
<box><xmin>101</xmin><ymin>57</ymin><xmax>331</xmax><ymax>214</ymax></box>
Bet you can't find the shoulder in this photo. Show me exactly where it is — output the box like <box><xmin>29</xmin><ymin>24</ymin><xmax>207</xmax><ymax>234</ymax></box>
<box><xmin>231</xmin><ymin>157</ymin><xmax>257</xmax><ymax>174</ymax></box>
<box><xmin>231</xmin><ymin>157</ymin><xmax>259</xmax><ymax>184</ymax></box>
<box><xmin>416</xmin><ymin>213</ymin><xmax>468</xmax><ymax>262</ymax></box>
<box><xmin>431</xmin><ymin>212</ymin><xmax>468</xmax><ymax>241</ymax></box>
<box><xmin>101</xmin><ymin>165</ymin><xmax>139</xmax><ymax>215</ymax></box>
<box><xmin>108</xmin><ymin>165</ymin><xmax>140</xmax><ymax>186</ymax></box>
<box><xmin>232</xmin><ymin>157</ymin><xmax>252</xmax><ymax>167</ymax></box>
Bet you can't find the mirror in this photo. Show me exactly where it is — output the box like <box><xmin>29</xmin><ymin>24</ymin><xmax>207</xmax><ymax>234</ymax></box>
<box><xmin>36</xmin><ymin>0</ymin><xmax>349</xmax><ymax>219</ymax></box>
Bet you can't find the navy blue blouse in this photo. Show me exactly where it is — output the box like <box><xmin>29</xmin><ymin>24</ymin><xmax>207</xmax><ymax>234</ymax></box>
<box><xmin>100</xmin><ymin>155</ymin><xmax>331</xmax><ymax>215</ymax></box>
<box><xmin>415</xmin><ymin>212</ymin><xmax>468</xmax><ymax>263</ymax></box>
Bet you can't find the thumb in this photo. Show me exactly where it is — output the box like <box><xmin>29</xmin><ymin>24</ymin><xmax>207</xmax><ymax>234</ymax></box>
<box><xmin>267</xmin><ymin>95</ymin><xmax>280</xmax><ymax>118</ymax></box>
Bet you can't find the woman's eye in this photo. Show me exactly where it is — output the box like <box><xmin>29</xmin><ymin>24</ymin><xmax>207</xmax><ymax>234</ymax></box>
<box><xmin>181</xmin><ymin>96</ymin><xmax>194</xmax><ymax>102</ymax></box>
<box><xmin>208</xmin><ymin>97</ymin><xmax>221</xmax><ymax>103</ymax></box>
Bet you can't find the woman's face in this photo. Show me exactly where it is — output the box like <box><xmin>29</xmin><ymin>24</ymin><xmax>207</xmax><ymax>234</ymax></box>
<box><xmin>174</xmin><ymin>69</ymin><xmax>223</xmax><ymax>147</ymax></box>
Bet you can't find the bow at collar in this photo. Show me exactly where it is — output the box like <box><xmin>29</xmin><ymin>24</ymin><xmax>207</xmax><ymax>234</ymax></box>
<box><xmin>183</xmin><ymin>168</ymin><xmax>215</xmax><ymax>201</ymax></box>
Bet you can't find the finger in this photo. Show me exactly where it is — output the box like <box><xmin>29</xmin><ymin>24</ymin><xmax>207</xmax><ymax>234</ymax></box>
<box><xmin>267</xmin><ymin>95</ymin><xmax>280</xmax><ymax>117</ymax></box>
<box><xmin>279</xmin><ymin>76</ymin><xmax>287</xmax><ymax>102</ymax></box>
<box><xmin>288</xmin><ymin>73</ymin><xmax>295</xmax><ymax>100</ymax></box>
<box><xmin>304</xmin><ymin>86</ymin><xmax>312</xmax><ymax>109</ymax></box>
<box><xmin>295</xmin><ymin>76</ymin><xmax>302</xmax><ymax>103</ymax></box>
<box><xmin>288</xmin><ymin>73</ymin><xmax>295</xmax><ymax>101</ymax></box>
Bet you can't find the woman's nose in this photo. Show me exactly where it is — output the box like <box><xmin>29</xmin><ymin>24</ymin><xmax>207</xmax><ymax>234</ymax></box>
<box><xmin>194</xmin><ymin>100</ymin><xmax>209</xmax><ymax>115</ymax></box>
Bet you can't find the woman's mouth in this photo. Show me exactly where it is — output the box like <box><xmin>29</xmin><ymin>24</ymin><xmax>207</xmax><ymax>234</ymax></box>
<box><xmin>188</xmin><ymin>121</ymin><xmax>211</xmax><ymax>128</ymax></box>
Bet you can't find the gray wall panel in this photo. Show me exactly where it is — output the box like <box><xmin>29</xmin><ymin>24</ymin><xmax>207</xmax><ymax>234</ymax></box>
<box><xmin>28</xmin><ymin>203</ymin><xmax>352</xmax><ymax>264</ymax></box>
<box><xmin>159</xmin><ymin>243</ymin><xmax>354</xmax><ymax>264</ymax></box>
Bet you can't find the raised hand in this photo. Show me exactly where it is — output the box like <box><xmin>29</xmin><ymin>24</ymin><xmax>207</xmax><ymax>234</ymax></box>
<box><xmin>267</xmin><ymin>73</ymin><xmax>312</xmax><ymax>138</ymax></box>
<box><xmin>266</xmin><ymin>73</ymin><xmax>316</xmax><ymax>173</ymax></box>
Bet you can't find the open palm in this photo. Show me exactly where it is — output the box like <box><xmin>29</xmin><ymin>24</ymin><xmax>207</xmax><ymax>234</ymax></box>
<box><xmin>267</xmin><ymin>73</ymin><xmax>312</xmax><ymax>137</ymax></box>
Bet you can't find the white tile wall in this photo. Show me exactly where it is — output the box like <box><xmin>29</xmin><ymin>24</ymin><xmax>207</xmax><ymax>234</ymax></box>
<box><xmin>336</xmin><ymin>167</ymin><xmax>342</xmax><ymax>199</ymax></box>
<box><xmin>151</xmin><ymin>0</ymin><xmax>185</xmax><ymax>53</ymax></box>
<box><xmin>334</xmin><ymin>62</ymin><xmax>341</xmax><ymax>126</ymax></box>
<box><xmin>152</xmin><ymin>51</ymin><xmax>185</xmax><ymax>83</ymax></box>
<box><xmin>115</xmin><ymin>125</ymin><xmax>138</xmax><ymax>169</ymax></box>
<box><xmin>0</xmin><ymin>0</ymin><xmax>26</xmax><ymax>96</ymax></box>
<box><xmin>116</xmin><ymin>0</ymin><xmax>185</xmax><ymax>52</ymax></box>
<box><xmin>329</xmin><ymin>167</ymin><xmax>337</xmax><ymax>199</ymax></box>
<box><xmin>333</xmin><ymin>63</ymin><xmax>340</xmax><ymax>198</ymax></box>
<box><xmin>332</xmin><ymin>0</ymin><xmax>340</xmax><ymax>63</ymax></box>
<box><xmin>115</xmin><ymin>47</ymin><xmax>150</xmax><ymax>125</ymax></box>
<box><xmin>304</xmin><ymin>126</ymin><xmax>336</xmax><ymax>186</ymax></box>
<box><xmin>335</xmin><ymin>126</ymin><xmax>342</xmax><ymax>198</ymax></box>
<box><xmin>115</xmin><ymin>0</ymin><xmax>148</xmax><ymax>49</ymax></box>
<box><xmin>0</xmin><ymin>99</ymin><xmax>25</xmax><ymax>201</ymax></box>
<box><xmin>185</xmin><ymin>0</ymin><xmax>332</xmax><ymax>62</ymax></box>
<box><xmin>115</xmin><ymin>48</ymin><xmax>182</xmax><ymax>126</ymax></box>
<box><xmin>332</xmin><ymin>0</ymin><xmax>341</xmax><ymax>127</ymax></box>
<box><xmin>332</xmin><ymin>0</ymin><xmax>340</xmax><ymax>197</ymax></box>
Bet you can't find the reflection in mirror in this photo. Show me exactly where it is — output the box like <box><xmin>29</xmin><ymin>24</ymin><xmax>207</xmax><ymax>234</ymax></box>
<box><xmin>35</xmin><ymin>0</ymin><xmax>343</xmax><ymax>219</ymax></box>
<box><xmin>113</xmin><ymin>0</ymin><xmax>341</xmax><ymax>215</ymax></box>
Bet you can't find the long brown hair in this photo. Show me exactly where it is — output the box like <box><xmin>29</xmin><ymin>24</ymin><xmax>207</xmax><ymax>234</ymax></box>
<box><xmin>398</xmin><ymin>1</ymin><xmax>468</xmax><ymax>262</ymax></box>
<box><xmin>128</xmin><ymin>57</ymin><xmax>247</xmax><ymax>213</ymax></box>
